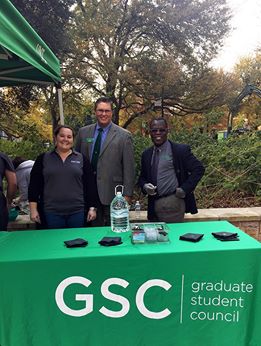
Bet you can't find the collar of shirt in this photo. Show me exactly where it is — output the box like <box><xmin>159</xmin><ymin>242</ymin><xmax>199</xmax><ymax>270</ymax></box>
<box><xmin>93</xmin><ymin>122</ymin><xmax>112</xmax><ymax>147</ymax></box>
<box><xmin>52</xmin><ymin>149</ymin><xmax>79</xmax><ymax>157</ymax></box>
<box><xmin>153</xmin><ymin>139</ymin><xmax>169</xmax><ymax>153</ymax></box>
<box><xmin>96</xmin><ymin>122</ymin><xmax>112</xmax><ymax>134</ymax></box>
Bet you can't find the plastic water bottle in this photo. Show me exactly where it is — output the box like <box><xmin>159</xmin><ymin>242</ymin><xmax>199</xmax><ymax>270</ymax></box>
<box><xmin>110</xmin><ymin>186</ymin><xmax>129</xmax><ymax>233</ymax></box>
<box><xmin>134</xmin><ymin>201</ymin><xmax>141</xmax><ymax>219</ymax></box>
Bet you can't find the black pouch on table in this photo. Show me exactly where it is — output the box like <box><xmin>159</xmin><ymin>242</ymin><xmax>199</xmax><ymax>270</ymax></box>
<box><xmin>212</xmin><ymin>232</ymin><xmax>239</xmax><ymax>241</ymax></box>
<box><xmin>99</xmin><ymin>237</ymin><xmax>122</xmax><ymax>246</ymax></box>
<box><xmin>64</xmin><ymin>238</ymin><xmax>88</xmax><ymax>248</ymax></box>
<box><xmin>179</xmin><ymin>233</ymin><xmax>204</xmax><ymax>242</ymax></box>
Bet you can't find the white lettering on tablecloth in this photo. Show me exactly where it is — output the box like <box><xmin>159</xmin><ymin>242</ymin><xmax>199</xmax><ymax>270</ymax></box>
<box><xmin>189</xmin><ymin>279</ymin><xmax>254</xmax><ymax>323</ymax></box>
<box><xmin>55</xmin><ymin>276</ymin><xmax>255</xmax><ymax>322</ymax></box>
<box><xmin>55</xmin><ymin>276</ymin><xmax>172</xmax><ymax>319</ymax></box>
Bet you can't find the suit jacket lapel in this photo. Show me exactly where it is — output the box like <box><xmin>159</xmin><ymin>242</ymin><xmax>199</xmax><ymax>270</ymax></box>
<box><xmin>146</xmin><ymin>147</ymin><xmax>154</xmax><ymax>181</ymax></box>
<box><xmin>99</xmin><ymin>123</ymin><xmax>117</xmax><ymax>157</ymax></box>
<box><xmin>170</xmin><ymin>140</ymin><xmax>179</xmax><ymax>174</ymax></box>
<box><xmin>86</xmin><ymin>125</ymin><xmax>96</xmax><ymax>160</ymax></box>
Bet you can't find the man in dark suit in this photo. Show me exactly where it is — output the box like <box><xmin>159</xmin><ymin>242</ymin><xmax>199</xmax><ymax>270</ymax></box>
<box><xmin>75</xmin><ymin>97</ymin><xmax>135</xmax><ymax>226</ymax></box>
<box><xmin>138</xmin><ymin>118</ymin><xmax>204</xmax><ymax>222</ymax></box>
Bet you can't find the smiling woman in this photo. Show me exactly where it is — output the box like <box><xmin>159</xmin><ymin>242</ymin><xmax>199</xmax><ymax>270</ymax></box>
<box><xmin>28</xmin><ymin>125</ymin><xmax>99</xmax><ymax>230</ymax></box>
<box><xmin>54</xmin><ymin>126</ymin><xmax>74</xmax><ymax>161</ymax></box>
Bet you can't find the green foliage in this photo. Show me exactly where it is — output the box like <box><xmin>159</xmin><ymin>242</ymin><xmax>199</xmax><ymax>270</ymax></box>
<box><xmin>1</xmin><ymin>128</ymin><xmax>259</xmax><ymax>208</ymax></box>
<box><xmin>196</xmin><ymin>132</ymin><xmax>261</xmax><ymax>207</ymax></box>
<box><xmin>0</xmin><ymin>139</ymin><xmax>48</xmax><ymax>160</ymax></box>
<box><xmin>64</xmin><ymin>99</ymin><xmax>94</xmax><ymax>133</ymax></box>
<box><xmin>133</xmin><ymin>135</ymin><xmax>151</xmax><ymax>180</ymax></box>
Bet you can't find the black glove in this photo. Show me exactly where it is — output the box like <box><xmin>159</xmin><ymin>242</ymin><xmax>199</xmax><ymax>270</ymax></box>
<box><xmin>99</xmin><ymin>237</ymin><xmax>122</xmax><ymax>246</ymax></box>
<box><xmin>64</xmin><ymin>238</ymin><xmax>88</xmax><ymax>248</ymax></box>
<box><xmin>143</xmin><ymin>183</ymin><xmax>157</xmax><ymax>196</ymax></box>
<box><xmin>212</xmin><ymin>232</ymin><xmax>239</xmax><ymax>241</ymax></box>
<box><xmin>175</xmin><ymin>187</ymin><xmax>186</xmax><ymax>199</ymax></box>
<box><xmin>179</xmin><ymin>233</ymin><xmax>204</xmax><ymax>242</ymax></box>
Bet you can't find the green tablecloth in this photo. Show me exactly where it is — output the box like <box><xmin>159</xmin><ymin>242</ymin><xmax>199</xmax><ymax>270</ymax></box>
<box><xmin>0</xmin><ymin>221</ymin><xmax>261</xmax><ymax>346</ymax></box>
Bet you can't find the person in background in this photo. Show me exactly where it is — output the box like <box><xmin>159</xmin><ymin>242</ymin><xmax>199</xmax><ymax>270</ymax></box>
<box><xmin>0</xmin><ymin>152</ymin><xmax>17</xmax><ymax>231</ymax></box>
<box><xmin>12</xmin><ymin>157</ymin><xmax>35</xmax><ymax>214</ymax></box>
<box><xmin>28</xmin><ymin>125</ymin><xmax>98</xmax><ymax>229</ymax></box>
<box><xmin>210</xmin><ymin>129</ymin><xmax>218</xmax><ymax>141</ymax></box>
<box><xmin>75</xmin><ymin>97</ymin><xmax>135</xmax><ymax>226</ymax></box>
<box><xmin>138</xmin><ymin>118</ymin><xmax>205</xmax><ymax>223</ymax></box>
<box><xmin>243</xmin><ymin>118</ymin><xmax>251</xmax><ymax>131</ymax></box>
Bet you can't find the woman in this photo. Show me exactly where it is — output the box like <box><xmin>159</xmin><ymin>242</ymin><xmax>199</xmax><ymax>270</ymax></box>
<box><xmin>28</xmin><ymin>125</ymin><xmax>98</xmax><ymax>229</ymax></box>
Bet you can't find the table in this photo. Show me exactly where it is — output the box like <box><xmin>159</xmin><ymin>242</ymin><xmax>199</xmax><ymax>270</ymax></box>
<box><xmin>0</xmin><ymin>221</ymin><xmax>261</xmax><ymax>346</ymax></box>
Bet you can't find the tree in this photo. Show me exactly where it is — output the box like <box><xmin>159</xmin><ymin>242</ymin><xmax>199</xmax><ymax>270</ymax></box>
<box><xmin>230</xmin><ymin>50</ymin><xmax>261</xmax><ymax>129</ymax></box>
<box><xmin>12</xmin><ymin>0</ymin><xmax>74</xmax><ymax>58</ymax></box>
<box><xmin>0</xmin><ymin>87</ymin><xmax>52</xmax><ymax>142</ymax></box>
<box><xmin>234</xmin><ymin>49</ymin><xmax>261</xmax><ymax>87</ymax></box>
<box><xmin>0</xmin><ymin>86</ymin><xmax>37</xmax><ymax>138</ymax></box>
<box><xmin>65</xmin><ymin>0</ymin><xmax>231</xmax><ymax>126</ymax></box>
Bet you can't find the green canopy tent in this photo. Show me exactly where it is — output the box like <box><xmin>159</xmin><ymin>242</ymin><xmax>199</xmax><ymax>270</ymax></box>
<box><xmin>0</xmin><ymin>0</ymin><xmax>64</xmax><ymax>124</ymax></box>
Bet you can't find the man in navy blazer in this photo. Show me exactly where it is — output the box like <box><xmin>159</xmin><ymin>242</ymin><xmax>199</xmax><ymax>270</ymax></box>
<box><xmin>138</xmin><ymin>118</ymin><xmax>204</xmax><ymax>222</ymax></box>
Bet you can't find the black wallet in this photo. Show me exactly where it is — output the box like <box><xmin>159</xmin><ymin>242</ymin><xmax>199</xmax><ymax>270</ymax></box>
<box><xmin>64</xmin><ymin>238</ymin><xmax>88</xmax><ymax>248</ymax></box>
<box><xmin>179</xmin><ymin>233</ymin><xmax>204</xmax><ymax>242</ymax></box>
<box><xmin>98</xmin><ymin>237</ymin><xmax>122</xmax><ymax>246</ymax></box>
<box><xmin>212</xmin><ymin>232</ymin><xmax>239</xmax><ymax>241</ymax></box>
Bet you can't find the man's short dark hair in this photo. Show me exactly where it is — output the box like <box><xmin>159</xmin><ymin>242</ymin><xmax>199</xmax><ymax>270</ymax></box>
<box><xmin>149</xmin><ymin>117</ymin><xmax>168</xmax><ymax>129</ymax></box>
<box><xmin>94</xmin><ymin>97</ymin><xmax>113</xmax><ymax>111</ymax></box>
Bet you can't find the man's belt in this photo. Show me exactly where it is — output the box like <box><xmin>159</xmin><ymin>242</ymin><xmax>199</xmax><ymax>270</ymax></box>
<box><xmin>155</xmin><ymin>190</ymin><xmax>176</xmax><ymax>200</ymax></box>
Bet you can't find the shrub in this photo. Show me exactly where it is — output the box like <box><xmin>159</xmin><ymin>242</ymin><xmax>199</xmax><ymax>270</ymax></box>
<box><xmin>1</xmin><ymin>129</ymin><xmax>259</xmax><ymax>208</ymax></box>
<box><xmin>0</xmin><ymin>139</ymin><xmax>49</xmax><ymax>160</ymax></box>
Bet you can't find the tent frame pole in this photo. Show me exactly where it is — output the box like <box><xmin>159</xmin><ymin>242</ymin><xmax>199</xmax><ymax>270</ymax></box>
<box><xmin>56</xmin><ymin>83</ymin><xmax>64</xmax><ymax>125</ymax></box>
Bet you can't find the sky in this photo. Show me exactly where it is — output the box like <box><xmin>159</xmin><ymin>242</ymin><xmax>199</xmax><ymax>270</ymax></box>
<box><xmin>211</xmin><ymin>0</ymin><xmax>261</xmax><ymax>71</ymax></box>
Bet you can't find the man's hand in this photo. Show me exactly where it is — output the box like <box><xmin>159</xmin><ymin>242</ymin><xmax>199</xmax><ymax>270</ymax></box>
<box><xmin>175</xmin><ymin>187</ymin><xmax>186</xmax><ymax>199</ymax></box>
<box><xmin>87</xmin><ymin>207</ymin><xmax>97</xmax><ymax>222</ymax></box>
<box><xmin>144</xmin><ymin>183</ymin><xmax>157</xmax><ymax>196</ymax></box>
